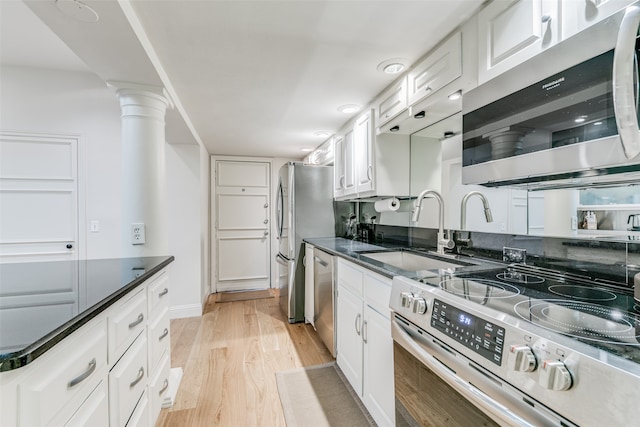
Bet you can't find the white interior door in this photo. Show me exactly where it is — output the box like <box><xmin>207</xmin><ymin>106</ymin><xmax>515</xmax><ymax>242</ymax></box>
<box><xmin>213</xmin><ymin>160</ymin><xmax>271</xmax><ymax>292</ymax></box>
<box><xmin>0</xmin><ymin>132</ymin><xmax>79</xmax><ymax>262</ymax></box>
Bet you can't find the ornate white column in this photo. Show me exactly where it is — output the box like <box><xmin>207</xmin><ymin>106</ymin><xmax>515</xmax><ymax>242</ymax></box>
<box><xmin>110</xmin><ymin>82</ymin><xmax>172</xmax><ymax>257</ymax></box>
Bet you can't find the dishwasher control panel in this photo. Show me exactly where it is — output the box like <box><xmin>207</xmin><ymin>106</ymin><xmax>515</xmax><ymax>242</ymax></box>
<box><xmin>431</xmin><ymin>299</ymin><xmax>505</xmax><ymax>366</ymax></box>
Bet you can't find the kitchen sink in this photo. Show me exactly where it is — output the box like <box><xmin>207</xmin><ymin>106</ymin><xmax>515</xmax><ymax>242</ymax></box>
<box><xmin>358</xmin><ymin>250</ymin><xmax>469</xmax><ymax>272</ymax></box>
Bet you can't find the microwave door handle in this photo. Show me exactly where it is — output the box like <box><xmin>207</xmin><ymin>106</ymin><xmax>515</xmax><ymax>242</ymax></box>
<box><xmin>613</xmin><ymin>4</ymin><xmax>640</xmax><ymax>159</ymax></box>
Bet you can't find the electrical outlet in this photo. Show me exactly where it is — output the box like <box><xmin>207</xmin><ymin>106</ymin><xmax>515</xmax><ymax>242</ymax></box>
<box><xmin>571</xmin><ymin>216</ymin><xmax>578</xmax><ymax>230</ymax></box>
<box><xmin>131</xmin><ymin>223</ymin><xmax>145</xmax><ymax>245</ymax></box>
<box><xmin>90</xmin><ymin>220</ymin><xmax>100</xmax><ymax>232</ymax></box>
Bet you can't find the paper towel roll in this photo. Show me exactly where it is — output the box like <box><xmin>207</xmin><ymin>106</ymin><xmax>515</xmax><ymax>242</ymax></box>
<box><xmin>374</xmin><ymin>197</ymin><xmax>400</xmax><ymax>212</ymax></box>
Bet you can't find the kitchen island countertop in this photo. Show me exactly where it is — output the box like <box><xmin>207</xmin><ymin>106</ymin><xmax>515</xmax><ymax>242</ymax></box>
<box><xmin>0</xmin><ymin>255</ymin><xmax>174</xmax><ymax>372</ymax></box>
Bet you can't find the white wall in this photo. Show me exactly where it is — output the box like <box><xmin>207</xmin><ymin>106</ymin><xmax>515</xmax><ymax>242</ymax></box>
<box><xmin>167</xmin><ymin>143</ymin><xmax>203</xmax><ymax>318</ymax></box>
<box><xmin>1</xmin><ymin>65</ymin><xmax>122</xmax><ymax>259</ymax></box>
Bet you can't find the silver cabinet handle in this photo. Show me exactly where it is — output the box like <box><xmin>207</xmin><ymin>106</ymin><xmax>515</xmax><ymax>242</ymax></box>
<box><xmin>313</xmin><ymin>256</ymin><xmax>328</xmax><ymax>268</ymax></box>
<box><xmin>613</xmin><ymin>4</ymin><xmax>640</xmax><ymax>159</ymax></box>
<box><xmin>68</xmin><ymin>358</ymin><xmax>96</xmax><ymax>388</ymax></box>
<box><xmin>366</xmin><ymin>165</ymin><xmax>373</xmax><ymax>181</ymax></box>
<box><xmin>264</xmin><ymin>203</ymin><xmax>268</xmax><ymax>208</ymax></box>
<box><xmin>159</xmin><ymin>288</ymin><xmax>169</xmax><ymax>297</ymax></box>
<box><xmin>264</xmin><ymin>219</ymin><xmax>269</xmax><ymax>224</ymax></box>
<box><xmin>340</xmin><ymin>176</ymin><xmax>345</xmax><ymax>189</ymax></box>
<box><xmin>425</xmin><ymin>86</ymin><xmax>432</xmax><ymax>93</ymax></box>
<box><xmin>130</xmin><ymin>367</ymin><xmax>145</xmax><ymax>388</ymax></box>
<box><xmin>355</xmin><ymin>313</ymin><xmax>362</xmax><ymax>336</ymax></box>
<box><xmin>128</xmin><ymin>313</ymin><xmax>144</xmax><ymax>329</ymax></box>
<box><xmin>159</xmin><ymin>328</ymin><xmax>169</xmax><ymax>341</ymax></box>
<box><xmin>264</xmin><ymin>230</ymin><xmax>269</xmax><ymax>236</ymax></box>
<box><xmin>363</xmin><ymin>320</ymin><xmax>368</xmax><ymax>343</ymax></box>
<box><xmin>159</xmin><ymin>379</ymin><xmax>169</xmax><ymax>396</ymax></box>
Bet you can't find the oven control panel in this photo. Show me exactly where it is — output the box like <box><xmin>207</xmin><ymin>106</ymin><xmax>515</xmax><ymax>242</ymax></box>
<box><xmin>431</xmin><ymin>299</ymin><xmax>505</xmax><ymax>366</ymax></box>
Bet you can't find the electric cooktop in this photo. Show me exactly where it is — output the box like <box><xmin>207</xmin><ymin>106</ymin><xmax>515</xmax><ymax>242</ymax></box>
<box><xmin>416</xmin><ymin>264</ymin><xmax>640</xmax><ymax>364</ymax></box>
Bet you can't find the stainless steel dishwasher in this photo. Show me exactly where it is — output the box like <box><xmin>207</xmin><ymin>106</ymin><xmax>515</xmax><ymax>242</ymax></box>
<box><xmin>313</xmin><ymin>249</ymin><xmax>335</xmax><ymax>357</ymax></box>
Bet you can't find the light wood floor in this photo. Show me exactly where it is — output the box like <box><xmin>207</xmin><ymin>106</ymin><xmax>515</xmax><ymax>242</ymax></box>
<box><xmin>155</xmin><ymin>293</ymin><xmax>334</xmax><ymax>426</ymax></box>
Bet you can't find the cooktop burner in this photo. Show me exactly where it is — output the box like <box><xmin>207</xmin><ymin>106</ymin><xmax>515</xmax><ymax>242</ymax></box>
<box><xmin>439</xmin><ymin>278</ymin><xmax>521</xmax><ymax>300</ymax></box>
<box><xmin>514</xmin><ymin>299</ymin><xmax>640</xmax><ymax>345</ymax></box>
<box><xmin>548</xmin><ymin>284</ymin><xmax>617</xmax><ymax>302</ymax></box>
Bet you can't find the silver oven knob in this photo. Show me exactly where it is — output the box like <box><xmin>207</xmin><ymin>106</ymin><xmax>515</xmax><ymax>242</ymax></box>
<box><xmin>539</xmin><ymin>360</ymin><xmax>572</xmax><ymax>391</ymax></box>
<box><xmin>400</xmin><ymin>292</ymin><xmax>413</xmax><ymax>308</ymax></box>
<box><xmin>412</xmin><ymin>297</ymin><xmax>427</xmax><ymax>315</ymax></box>
<box><xmin>509</xmin><ymin>345</ymin><xmax>537</xmax><ymax>372</ymax></box>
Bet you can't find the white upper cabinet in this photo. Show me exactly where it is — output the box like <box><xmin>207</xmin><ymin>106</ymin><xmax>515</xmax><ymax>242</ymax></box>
<box><xmin>562</xmin><ymin>0</ymin><xmax>636</xmax><ymax>40</ymax></box>
<box><xmin>407</xmin><ymin>32</ymin><xmax>462</xmax><ymax>106</ymax></box>
<box><xmin>354</xmin><ymin>110</ymin><xmax>375</xmax><ymax>195</ymax></box>
<box><xmin>478</xmin><ymin>0</ymin><xmax>560</xmax><ymax>84</ymax></box>
<box><xmin>374</xmin><ymin>76</ymin><xmax>408</xmax><ymax>128</ymax></box>
<box><xmin>334</xmin><ymin>130</ymin><xmax>356</xmax><ymax>199</ymax></box>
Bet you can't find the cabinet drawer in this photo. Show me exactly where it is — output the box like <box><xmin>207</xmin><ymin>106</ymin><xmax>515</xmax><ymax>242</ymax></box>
<box><xmin>19</xmin><ymin>319</ymin><xmax>107</xmax><ymax>427</ymax></box>
<box><xmin>147</xmin><ymin>269</ymin><xmax>169</xmax><ymax>317</ymax></box>
<box><xmin>125</xmin><ymin>389</ymin><xmax>150</xmax><ymax>427</ymax></box>
<box><xmin>108</xmin><ymin>287</ymin><xmax>147</xmax><ymax>365</ymax></box>
<box><xmin>337</xmin><ymin>259</ymin><xmax>363</xmax><ymax>297</ymax></box>
<box><xmin>407</xmin><ymin>32</ymin><xmax>462</xmax><ymax>106</ymax></box>
<box><xmin>62</xmin><ymin>380</ymin><xmax>109</xmax><ymax>427</ymax></box>
<box><xmin>109</xmin><ymin>333</ymin><xmax>147</xmax><ymax>427</ymax></box>
<box><xmin>364</xmin><ymin>272</ymin><xmax>392</xmax><ymax>319</ymax></box>
<box><xmin>149</xmin><ymin>353</ymin><xmax>170</xmax><ymax>423</ymax></box>
<box><xmin>148</xmin><ymin>305</ymin><xmax>170</xmax><ymax>373</ymax></box>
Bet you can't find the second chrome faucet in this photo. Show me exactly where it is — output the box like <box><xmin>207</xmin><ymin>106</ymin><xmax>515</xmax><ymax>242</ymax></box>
<box><xmin>412</xmin><ymin>189</ymin><xmax>454</xmax><ymax>254</ymax></box>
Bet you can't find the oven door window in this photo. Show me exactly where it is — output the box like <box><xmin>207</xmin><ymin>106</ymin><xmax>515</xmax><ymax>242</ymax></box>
<box><xmin>394</xmin><ymin>343</ymin><xmax>499</xmax><ymax>427</ymax></box>
<box><xmin>463</xmin><ymin>50</ymin><xmax>617</xmax><ymax>167</ymax></box>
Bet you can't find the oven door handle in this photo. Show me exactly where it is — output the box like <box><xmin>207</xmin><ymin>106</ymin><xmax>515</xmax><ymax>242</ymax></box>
<box><xmin>391</xmin><ymin>319</ymin><xmax>536</xmax><ymax>427</ymax></box>
<box><xmin>613</xmin><ymin>4</ymin><xmax>640</xmax><ymax>160</ymax></box>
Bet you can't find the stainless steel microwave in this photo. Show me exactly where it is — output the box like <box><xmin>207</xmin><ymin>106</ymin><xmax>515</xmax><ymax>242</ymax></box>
<box><xmin>462</xmin><ymin>2</ymin><xmax>640</xmax><ymax>190</ymax></box>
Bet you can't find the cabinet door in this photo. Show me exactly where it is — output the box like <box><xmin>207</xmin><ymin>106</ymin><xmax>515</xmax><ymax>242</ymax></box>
<box><xmin>333</xmin><ymin>136</ymin><xmax>344</xmax><ymax>198</ymax></box>
<box><xmin>354</xmin><ymin>110</ymin><xmax>375</xmax><ymax>195</ymax></box>
<box><xmin>562</xmin><ymin>0</ymin><xmax>636</xmax><ymax>40</ymax></box>
<box><xmin>478</xmin><ymin>0</ymin><xmax>559</xmax><ymax>84</ymax></box>
<box><xmin>407</xmin><ymin>32</ymin><xmax>462</xmax><ymax>106</ymax></box>
<box><xmin>343</xmin><ymin>130</ymin><xmax>356</xmax><ymax>197</ymax></box>
<box><xmin>336</xmin><ymin>285</ymin><xmax>363</xmax><ymax>396</ymax></box>
<box><xmin>363</xmin><ymin>306</ymin><xmax>395</xmax><ymax>427</ymax></box>
<box><xmin>63</xmin><ymin>380</ymin><xmax>109</xmax><ymax>427</ymax></box>
<box><xmin>376</xmin><ymin>77</ymin><xmax>408</xmax><ymax>127</ymax></box>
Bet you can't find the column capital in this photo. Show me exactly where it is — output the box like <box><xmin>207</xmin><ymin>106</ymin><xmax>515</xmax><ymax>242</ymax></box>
<box><xmin>107</xmin><ymin>81</ymin><xmax>174</xmax><ymax>110</ymax></box>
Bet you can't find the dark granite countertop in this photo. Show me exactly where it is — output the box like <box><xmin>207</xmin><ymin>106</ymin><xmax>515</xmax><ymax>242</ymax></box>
<box><xmin>0</xmin><ymin>256</ymin><xmax>174</xmax><ymax>372</ymax></box>
<box><xmin>304</xmin><ymin>237</ymin><xmax>503</xmax><ymax>280</ymax></box>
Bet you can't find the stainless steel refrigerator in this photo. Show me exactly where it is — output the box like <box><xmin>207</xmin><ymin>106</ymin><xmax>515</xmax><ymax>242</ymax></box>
<box><xmin>276</xmin><ymin>162</ymin><xmax>334</xmax><ymax>323</ymax></box>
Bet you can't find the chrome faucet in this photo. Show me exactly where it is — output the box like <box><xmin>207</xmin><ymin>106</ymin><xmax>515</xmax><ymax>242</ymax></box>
<box><xmin>460</xmin><ymin>191</ymin><xmax>493</xmax><ymax>230</ymax></box>
<box><xmin>412</xmin><ymin>189</ymin><xmax>454</xmax><ymax>254</ymax></box>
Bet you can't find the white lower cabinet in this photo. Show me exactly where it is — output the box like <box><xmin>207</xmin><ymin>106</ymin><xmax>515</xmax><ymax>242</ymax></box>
<box><xmin>63</xmin><ymin>380</ymin><xmax>109</xmax><ymax>427</ymax></box>
<box><xmin>336</xmin><ymin>258</ymin><xmax>395</xmax><ymax>427</ymax></box>
<box><xmin>0</xmin><ymin>266</ymin><xmax>172</xmax><ymax>427</ymax></box>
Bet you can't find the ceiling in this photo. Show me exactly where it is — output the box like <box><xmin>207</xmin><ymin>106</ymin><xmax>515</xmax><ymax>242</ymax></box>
<box><xmin>2</xmin><ymin>0</ymin><xmax>485</xmax><ymax>158</ymax></box>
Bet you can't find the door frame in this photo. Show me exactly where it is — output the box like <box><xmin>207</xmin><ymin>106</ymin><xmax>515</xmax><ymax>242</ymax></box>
<box><xmin>210</xmin><ymin>155</ymin><xmax>274</xmax><ymax>293</ymax></box>
<box><xmin>0</xmin><ymin>130</ymin><xmax>86</xmax><ymax>262</ymax></box>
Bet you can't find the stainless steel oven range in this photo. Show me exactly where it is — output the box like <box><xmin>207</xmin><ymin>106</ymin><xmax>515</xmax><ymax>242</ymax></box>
<box><xmin>390</xmin><ymin>264</ymin><xmax>640</xmax><ymax>426</ymax></box>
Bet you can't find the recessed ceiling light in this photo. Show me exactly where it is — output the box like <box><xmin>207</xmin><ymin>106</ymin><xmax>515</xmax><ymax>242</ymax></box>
<box><xmin>337</xmin><ymin>104</ymin><xmax>360</xmax><ymax>114</ymax></box>
<box><xmin>593</xmin><ymin>121</ymin><xmax>603</xmax><ymax>126</ymax></box>
<box><xmin>55</xmin><ymin>0</ymin><xmax>99</xmax><ymax>23</ymax></box>
<box><xmin>448</xmin><ymin>90</ymin><xmax>462</xmax><ymax>101</ymax></box>
<box><xmin>377</xmin><ymin>58</ymin><xmax>409</xmax><ymax>74</ymax></box>
<box><xmin>300</xmin><ymin>147</ymin><xmax>313</xmax><ymax>152</ymax></box>
<box><xmin>314</xmin><ymin>131</ymin><xmax>331</xmax><ymax>138</ymax></box>
<box><xmin>575</xmin><ymin>116</ymin><xmax>587</xmax><ymax>123</ymax></box>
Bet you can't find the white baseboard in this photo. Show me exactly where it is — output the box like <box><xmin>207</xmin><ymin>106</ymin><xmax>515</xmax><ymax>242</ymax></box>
<box><xmin>169</xmin><ymin>304</ymin><xmax>202</xmax><ymax>319</ymax></box>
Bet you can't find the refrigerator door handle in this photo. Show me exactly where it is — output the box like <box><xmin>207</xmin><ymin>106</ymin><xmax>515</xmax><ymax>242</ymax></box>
<box><xmin>276</xmin><ymin>253</ymin><xmax>289</xmax><ymax>266</ymax></box>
